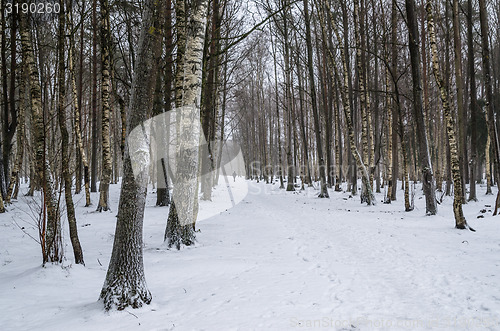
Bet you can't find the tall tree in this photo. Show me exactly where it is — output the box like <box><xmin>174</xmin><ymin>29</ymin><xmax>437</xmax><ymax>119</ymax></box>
<box><xmin>97</xmin><ymin>0</ymin><xmax>112</xmax><ymax>212</ymax></box>
<box><xmin>1</xmin><ymin>0</ymin><xmax>17</xmax><ymax>192</ymax></box>
<box><xmin>405</xmin><ymin>0</ymin><xmax>437</xmax><ymax>215</ymax></box>
<box><xmin>100</xmin><ymin>0</ymin><xmax>164</xmax><ymax>310</ymax></box>
<box><xmin>467</xmin><ymin>0</ymin><xmax>478</xmax><ymax>202</ymax></box>
<box><xmin>57</xmin><ymin>2</ymin><xmax>84</xmax><ymax>265</ymax></box>
<box><xmin>165</xmin><ymin>0</ymin><xmax>210</xmax><ymax>249</ymax></box>
<box><xmin>354</xmin><ymin>0</ymin><xmax>373</xmax><ymax>203</ymax></box>
<box><xmin>478</xmin><ymin>0</ymin><xmax>500</xmax><ymax>214</ymax></box>
<box><xmin>156</xmin><ymin>0</ymin><xmax>173</xmax><ymax>207</ymax></box>
<box><xmin>91</xmin><ymin>0</ymin><xmax>98</xmax><ymax>193</ymax></box>
<box><xmin>390</xmin><ymin>0</ymin><xmax>398</xmax><ymax>201</ymax></box>
<box><xmin>20</xmin><ymin>9</ymin><xmax>63</xmax><ymax>263</ymax></box>
<box><xmin>426</xmin><ymin>0</ymin><xmax>471</xmax><ymax>230</ymax></box>
<box><xmin>303</xmin><ymin>0</ymin><xmax>328</xmax><ymax>197</ymax></box>
<box><xmin>452</xmin><ymin>0</ymin><xmax>467</xmax><ymax>202</ymax></box>
<box><xmin>323</xmin><ymin>0</ymin><xmax>373</xmax><ymax>204</ymax></box>
<box><xmin>69</xmin><ymin>1</ymin><xmax>91</xmax><ymax>207</ymax></box>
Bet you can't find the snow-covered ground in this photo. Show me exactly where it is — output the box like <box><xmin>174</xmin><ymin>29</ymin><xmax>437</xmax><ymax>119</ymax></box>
<box><xmin>1</xmin><ymin>178</ymin><xmax>500</xmax><ymax>330</ymax></box>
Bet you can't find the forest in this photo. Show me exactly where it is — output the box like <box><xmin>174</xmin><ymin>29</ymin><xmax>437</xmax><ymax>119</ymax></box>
<box><xmin>0</xmin><ymin>0</ymin><xmax>500</xmax><ymax>328</ymax></box>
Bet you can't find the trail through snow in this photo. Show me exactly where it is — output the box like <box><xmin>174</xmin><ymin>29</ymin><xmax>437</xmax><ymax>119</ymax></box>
<box><xmin>1</xmin><ymin>179</ymin><xmax>500</xmax><ymax>330</ymax></box>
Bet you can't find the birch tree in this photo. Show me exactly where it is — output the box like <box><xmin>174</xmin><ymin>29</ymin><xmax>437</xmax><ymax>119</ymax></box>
<box><xmin>322</xmin><ymin>0</ymin><xmax>374</xmax><ymax>205</ymax></box>
<box><xmin>165</xmin><ymin>0</ymin><xmax>210</xmax><ymax>249</ymax></box>
<box><xmin>97</xmin><ymin>0</ymin><xmax>112</xmax><ymax>212</ymax></box>
<box><xmin>68</xmin><ymin>2</ymin><xmax>91</xmax><ymax>207</ymax></box>
<box><xmin>405</xmin><ymin>0</ymin><xmax>437</xmax><ymax>215</ymax></box>
<box><xmin>426</xmin><ymin>0</ymin><xmax>472</xmax><ymax>230</ymax></box>
<box><xmin>20</xmin><ymin>10</ymin><xmax>63</xmax><ymax>263</ymax></box>
<box><xmin>57</xmin><ymin>3</ymin><xmax>84</xmax><ymax>265</ymax></box>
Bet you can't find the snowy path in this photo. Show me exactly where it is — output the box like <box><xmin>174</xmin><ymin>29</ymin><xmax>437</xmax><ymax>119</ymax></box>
<box><xmin>1</xmin><ymin>179</ymin><xmax>500</xmax><ymax>330</ymax></box>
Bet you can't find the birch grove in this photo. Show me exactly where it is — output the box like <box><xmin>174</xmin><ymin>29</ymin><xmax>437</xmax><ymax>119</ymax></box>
<box><xmin>0</xmin><ymin>0</ymin><xmax>499</xmax><ymax>312</ymax></box>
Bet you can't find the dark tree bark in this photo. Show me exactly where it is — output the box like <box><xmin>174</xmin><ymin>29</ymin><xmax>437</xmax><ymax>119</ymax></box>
<box><xmin>1</xmin><ymin>0</ymin><xmax>17</xmax><ymax>193</ymax></box>
<box><xmin>390</xmin><ymin>0</ymin><xmax>398</xmax><ymax>201</ymax></box>
<box><xmin>97</xmin><ymin>0</ymin><xmax>112</xmax><ymax>212</ymax></box>
<box><xmin>478</xmin><ymin>0</ymin><xmax>500</xmax><ymax>214</ymax></box>
<box><xmin>156</xmin><ymin>0</ymin><xmax>173</xmax><ymax>207</ymax></box>
<box><xmin>57</xmin><ymin>3</ymin><xmax>84</xmax><ymax>265</ymax></box>
<box><xmin>91</xmin><ymin>0</ymin><xmax>98</xmax><ymax>193</ymax></box>
<box><xmin>100</xmin><ymin>0</ymin><xmax>164</xmax><ymax>310</ymax></box>
<box><xmin>303</xmin><ymin>0</ymin><xmax>328</xmax><ymax>197</ymax></box>
<box><xmin>467</xmin><ymin>0</ymin><xmax>477</xmax><ymax>202</ymax></box>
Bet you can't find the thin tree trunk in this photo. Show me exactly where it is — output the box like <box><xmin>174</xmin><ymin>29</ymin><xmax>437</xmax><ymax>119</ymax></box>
<box><xmin>486</xmin><ymin>129</ymin><xmax>492</xmax><ymax>195</ymax></box>
<box><xmin>322</xmin><ymin>0</ymin><xmax>373</xmax><ymax>204</ymax></box>
<box><xmin>270</xmin><ymin>25</ymin><xmax>284</xmax><ymax>189</ymax></box>
<box><xmin>20</xmin><ymin>10</ymin><xmax>63</xmax><ymax>263</ymax></box>
<box><xmin>57</xmin><ymin>4</ymin><xmax>84</xmax><ymax>265</ymax></box>
<box><xmin>97</xmin><ymin>0</ymin><xmax>112</xmax><ymax>212</ymax></box>
<box><xmin>91</xmin><ymin>0</ymin><xmax>98</xmax><ymax>193</ymax></box>
<box><xmin>467</xmin><ymin>0</ymin><xmax>477</xmax><ymax>201</ymax></box>
<box><xmin>478</xmin><ymin>0</ymin><xmax>500</xmax><ymax>214</ymax></box>
<box><xmin>405</xmin><ymin>0</ymin><xmax>437</xmax><ymax>215</ymax></box>
<box><xmin>390</xmin><ymin>0</ymin><xmax>398</xmax><ymax>201</ymax></box>
<box><xmin>452</xmin><ymin>0</ymin><xmax>467</xmax><ymax>203</ymax></box>
<box><xmin>69</xmin><ymin>5</ymin><xmax>91</xmax><ymax>207</ymax></box>
<box><xmin>75</xmin><ymin>0</ymin><xmax>86</xmax><ymax>195</ymax></box>
<box><xmin>304</xmin><ymin>0</ymin><xmax>327</xmax><ymax>197</ymax></box>
<box><xmin>427</xmin><ymin>0</ymin><xmax>471</xmax><ymax>230</ymax></box>
<box><xmin>156</xmin><ymin>0</ymin><xmax>173</xmax><ymax>206</ymax></box>
<box><xmin>5</xmin><ymin>69</ymin><xmax>25</xmax><ymax>204</ymax></box>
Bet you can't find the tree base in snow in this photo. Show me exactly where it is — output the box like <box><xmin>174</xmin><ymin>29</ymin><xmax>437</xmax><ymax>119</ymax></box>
<box><xmin>165</xmin><ymin>202</ymin><xmax>196</xmax><ymax>250</ymax></box>
<box><xmin>100</xmin><ymin>280</ymin><xmax>152</xmax><ymax>311</ymax></box>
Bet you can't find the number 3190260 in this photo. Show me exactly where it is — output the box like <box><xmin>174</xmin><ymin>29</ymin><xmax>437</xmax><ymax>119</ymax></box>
<box><xmin>5</xmin><ymin>2</ymin><xmax>60</xmax><ymax>14</ymax></box>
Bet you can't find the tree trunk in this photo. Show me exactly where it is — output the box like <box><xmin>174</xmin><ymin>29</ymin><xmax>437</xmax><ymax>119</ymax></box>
<box><xmin>354</xmin><ymin>0</ymin><xmax>373</xmax><ymax>203</ymax></box>
<box><xmin>5</xmin><ymin>66</ymin><xmax>25</xmax><ymax>204</ymax></box>
<box><xmin>486</xmin><ymin>130</ymin><xmax>492</xmax><ymax>195</ymax></box>
<box><xmin>390</xmin><ymin>0</ymin><xmax>398</xmax><ymax>201</ymax></box>
<box><xmin>68</xmin><ymin>4</ymin><xmax>91</xmax><ymax>207</ymax></box>
<box><xmin>165</xmin><ymin>0</ymin><xmax>209</xmax><ymax>249</ymax></box>
<box><xmin>467</xmin><ymin>0</ymin><xmax>477</xmax><ymax>201</ymax></box>
<box><xmin>427</xmin><ymin>0</ymin><xmax>470</xmax><ymax>230</ymax></box>
<box><xmin>57</xmin><ymin>4</ymin><xmax>84</xmax><ymax>265</ymax></box>
<box><xmin>384</xmin><ymin>66</ymin><xmax>393</xmax><ymax>203</ymax></box>
<box><xmin>100</xmin><ymin>0</ymin><xmax>164</xmax><ymax>310</ymax></box>
<box><xmin>405</xmin><ymin>0</ymin><xmax>437</xmax><ymax>215</ymax></box>
<box><xmin>156</xmin><ymin>0</ymin><xmax>173</xmax><ymax>207</ymax></box>
<box><xmin>1</xmin><ymin>0</ymin><xmax>17</xmax><ymax>193</ymax></box>
<box><xmin>478</xmin><ymin>0</ymin><xmax>500</xmax><ymax>214</ymax></box>
<box><xmin>97</xmin><ymin>0</ymin><xmax>112</xmax><ymax>212</ymax></box>
<box><xmin>20</xmin><ymin>10</ymin><xmax>63</xmax><ymax>263</ymax></box>
<box><xmin>304</xmin><ymin>0</ymin><xmax>328</xmax><ymax>197</ymax></box>
<box><xmin>322</xmin><ymin>0</ymin><xmax>373</xmax><ymax>204</ymax></box>
<box><xmin>270</xmin><ymin>25</ymin><xmax>284</xmax><ymax>189</ymax></box>
<box><xmin>452</xmin><ymin>0</ymin><xmax>467</xmax><ymax>203</ymax></box>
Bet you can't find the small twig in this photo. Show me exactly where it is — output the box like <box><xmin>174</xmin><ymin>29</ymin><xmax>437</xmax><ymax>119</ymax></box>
<box><xmin>125</xmin><ymin>310</ymin><xmax>138</xmax><ymax>319</ymax></box>
<box><xmin>97</xmin><ymin>258</ymin><xmax>103</xmax><ymax>266</ymax></box>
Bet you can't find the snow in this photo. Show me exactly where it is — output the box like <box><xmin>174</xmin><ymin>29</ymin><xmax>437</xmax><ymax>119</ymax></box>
<box><xmin>1</xmin><ymin>178</ymin><xmax>500</xmax><ymax>330</ymax></box>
